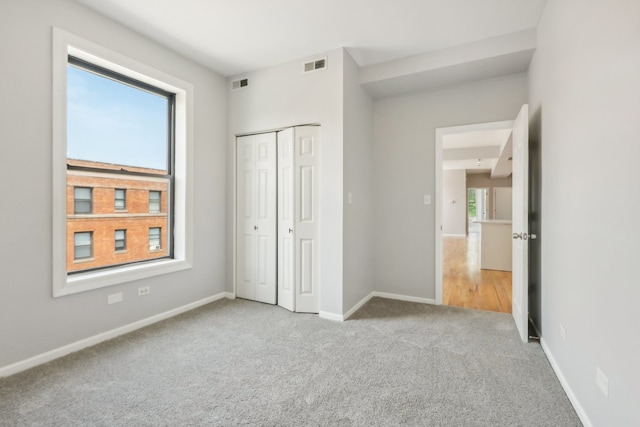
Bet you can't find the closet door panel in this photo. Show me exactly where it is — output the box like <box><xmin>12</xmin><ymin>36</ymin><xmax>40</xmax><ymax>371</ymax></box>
<box><xmin>294</xmin><ymin>127</ymin><xmax>320</xmax><ymax>313</ymax></box>
<box><xmin>253</xmin><ymin>133</ymin><xmax>277</xmax><ymax>304</ymax></box>
<box><xmin>236</xmin><ymin>133</ymin><xmax>276</xmax><ymax>304</ymax></box>
<box><xmin>277</xmin><ymin>129</ymin><xmax>295</xmax><ymax>311</ymax></box>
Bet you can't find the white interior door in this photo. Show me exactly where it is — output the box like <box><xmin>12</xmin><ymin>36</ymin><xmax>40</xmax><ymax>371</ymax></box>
<box><xmin>236</xmin><ymin>133</ymin><xmax>277</xmax><ymax>304</ymax></box>
<box><xmin>277</xmin><ymin>129</ymin><xmax>295</xmax><ymax>311</ymax></box>
<box><xmin>293</xmin><ymin>126</ymin><xmax>320</xmax><ymax>313</ymax></box>
<box><xmin>511</xmin><ymin>104</ymin><xmax>529</xmax><ymax>342</ymax></box>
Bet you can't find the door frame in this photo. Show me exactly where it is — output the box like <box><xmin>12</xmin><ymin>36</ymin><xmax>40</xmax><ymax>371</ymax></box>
<box><xmin>434</xmin><ymin>120</ymin><xmax>514</xmax><ymax>305</ymax></box>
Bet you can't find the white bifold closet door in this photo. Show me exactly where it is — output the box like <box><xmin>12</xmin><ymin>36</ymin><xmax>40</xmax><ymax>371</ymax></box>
<box><xmin>236</xmin><ymin>127</ymin><xmax>319</xmax><ymax>312</ymax></box>
<box><xmin>277</xmin><ymin>126</ymin><xmax>320</xmax><ymax>313</ymax></box>
<box><xmin>236</xmin><ymin>132</ymin><xmax>277</xmax><ymax>304</ymax></box>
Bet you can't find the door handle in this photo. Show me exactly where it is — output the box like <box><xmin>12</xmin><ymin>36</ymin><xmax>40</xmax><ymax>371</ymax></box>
<box><xmin>512</xmin><ymin>232</ymin><xmax>522</xmax><ymax>240</ymax></box>
<box><xmin>254</xmin><ymin>225</ymin><xmax>258</xmax><ymax>231</ymax></box>
<box><xmin>288</xmin><ymin>228</ymin><xmax>293</xmax><ymax>234</ymax></box>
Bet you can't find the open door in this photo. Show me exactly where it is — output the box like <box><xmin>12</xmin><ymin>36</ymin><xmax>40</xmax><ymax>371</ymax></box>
<box><xmin>511</xmin><ymin>104</ymin><xmax>529</xmax><ymax>342</ymax></box>
<box><xmin>277</xmin><ymin>126</ymin><xmax>320</xmax><ymax>313</ymax></box>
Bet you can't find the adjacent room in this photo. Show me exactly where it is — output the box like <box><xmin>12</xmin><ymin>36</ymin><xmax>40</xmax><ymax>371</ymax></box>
<box><xmin>1</xmin><ymin>0</ymin><xmax>638</xmax><ymax>426</ymax></box>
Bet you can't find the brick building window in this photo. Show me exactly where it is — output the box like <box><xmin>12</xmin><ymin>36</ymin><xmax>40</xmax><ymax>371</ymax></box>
<box><xmin>74</xmin><ymin>187</ymin><xmax>92</xmax><ymax>214</ymax></box>
<box><xmin>149</xmin><ymin>227</ymin><xmax>161</xmax><ymax>251</ymax></box>
<box><xmin>53</xmin><ymin>29</ymin><xmax>193</xmax><ymax>297</ymax></box>
<box><xmin>115</xmin><ymin>229</ymin><xmax>126</xmax><ymax>251</ymax></box>
<box><xmin>65</xmin><ymin>56</ymin><xmax>174</xmax><ymax>272</ymax></box>
<box><xmin>74</xmin><ymin>232</ymin><xmax>92</xmax><ymax>260</ymax></box>
<box><xmin>149</xmin><ymin>191</ymin><xmax>161</xmax><ymax>213</ymax></box>
<box><xmin>115</xmin><ymin>189</ymin><xmax>126</xmax><ymax>210</ymax></box>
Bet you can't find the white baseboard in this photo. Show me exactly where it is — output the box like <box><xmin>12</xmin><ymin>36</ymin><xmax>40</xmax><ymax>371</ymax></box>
<box><xmin>540</xmin><ymin>338</ymin><xmax>593</xmax><ymax>427</ymax></box>
<box><xmin>224</xmin><ymin>292</ymin><xmax>236</xmax><ymax>299</ymax></box>
<box><xmin>334</xmin><ymin>291</ymin><xmax>437</xmax><ymax>322</ymax></box>
<box><xmin>0</xmin><ymin>292</ymin><xmax>229</xmax><ymax>378</ymax></box>
<box><xmin>372</xmin><ymin>291</ymin><xmax>436</xmax><ymax>305</ymax></box>
<box><xmin>319</xmin><ymin>311</ymin><xmax>344</xmax><ymax>321</ymax></box>
<box><xmin>342</xmin><ymin>292</ymin><xmax>375</xmax><ymax>320</ymax></box>
<box><xmin>442</xmin><ymin>233</ymin><xmax>467</xmax><ymax>237</ymax></box>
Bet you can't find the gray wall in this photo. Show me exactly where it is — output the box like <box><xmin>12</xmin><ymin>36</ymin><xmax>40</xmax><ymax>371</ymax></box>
<box><xmin>0</xmin><ymin>0</ymin><xmax>227</xmax><ymax>368</ymax></box>
<box><xmin>373</xmin><ymin>74</ymin><xmax>528</xmax><ymax>299</ymax></box>
<box><xmin>342</xmin><ymin>50</ymin><xmax>375</xmax><ymax>313</ymax></box>
<box><xmin>442</xmin><ymin>170</ymin><xmax>466</xmax><ymax>235</ymax></box>
<box><xmin>529</xmin><ymin>0</ymin><xmax>640</xmax><ymax>425</ymax></box>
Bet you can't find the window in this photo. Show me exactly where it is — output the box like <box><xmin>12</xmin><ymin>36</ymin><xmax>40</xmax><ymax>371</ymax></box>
<box><xmin>74</xmin><ymin>232</ymin><xmax>92</xmax><ymax>260</ymax></box>
<box><xmin>149</xmin><ymin>227</ymin><xmax>161</xmax><ymax>250</ymax></box>
<box><xmin>115</xmin><ymin>189</ymin><xmax>126</xmax><ymax>210</ymax></box>
<box><xmin>149</xmin><ymin>191</ymin><xmax>161</xmax><ymax>213</ymax></box>
<box><xmin>64</xmin><ymin>56</ymin><xmax>173</xmax><ymax>272</ymax></box>
<box><xmin>115</xmin><ymin>229</ymin><xmax>126</xmax><ymax>251</ymax></box>
<box><xmin>74</xmin><ymin>187</ymin><xmax>92</xmax><ymax>214</ymax></box>
<box><xmin>53</xmin><ymin>29</ymin><xmax>193</xmax><ymax>297</ymax></box>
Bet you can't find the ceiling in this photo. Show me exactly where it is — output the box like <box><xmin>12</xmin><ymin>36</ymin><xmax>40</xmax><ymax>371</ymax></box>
<box><xmin>443</xmin><ymin>129</ymin><xmax>512</xmax><ymax>175</ymax></box>
<box><xmin>75</xmin><ymin>0</ymin><xmax>547</xmax><ymax>78</ymax></box>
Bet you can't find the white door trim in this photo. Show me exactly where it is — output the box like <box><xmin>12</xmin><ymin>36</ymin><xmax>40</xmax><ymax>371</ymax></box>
<box><xmin>434</xmin><ymin>120</ymin><xmax>514</xmax><ymax>305</ymax></box>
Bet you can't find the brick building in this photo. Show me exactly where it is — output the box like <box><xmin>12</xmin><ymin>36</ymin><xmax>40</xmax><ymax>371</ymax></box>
<box><xmin>66</xmin><ymin>159</ymin><xmax>168</xmax><ymax>273</ymax></box>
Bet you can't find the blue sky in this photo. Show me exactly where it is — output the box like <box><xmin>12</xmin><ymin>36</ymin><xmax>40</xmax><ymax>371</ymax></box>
<box><xmin>67</xmin><ymin>65</ymin><xmax>169</xmax><ymax>171</ymax></box>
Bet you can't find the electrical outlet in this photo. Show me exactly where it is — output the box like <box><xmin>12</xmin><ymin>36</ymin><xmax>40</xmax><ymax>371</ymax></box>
<box><xmin>560</xmin><ymin>324</ymin><xmax>567</xmax><ymax>341</ymax></box>
<box><xmin>108</xmin><ymin>293</ymin><xmax>123</xmax><ymax>305</ymax></box>
<box><xmin>138</xmin><ymin>286</ymin><xmax>150</xmax><ymax>296</ymax></box>
<box><xmin>596</xmin><ymin>367</ymin><xmax>609</xmax><ymax>397</ymax></box>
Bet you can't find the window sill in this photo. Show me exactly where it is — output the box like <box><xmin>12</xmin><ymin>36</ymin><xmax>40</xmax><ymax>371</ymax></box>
<box><xmin>55</xmin><ymin>258</ymin><xmax>191</xmax><ymax>297</ymax></box>
<box><xmin>73</xmin><ymin>257</ymin><xmax>95</xmax><ymax>264</ymax></box>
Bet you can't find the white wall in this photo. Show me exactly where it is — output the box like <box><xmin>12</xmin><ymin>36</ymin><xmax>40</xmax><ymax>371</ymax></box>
<box><xmin>373</xmin><ymin>74</ymin><xmax>527</xmax><ymax>299</ymax></box>
<box><xmin>226</xmin><ymin>49</ymin><xmax>345</xmax><ymax>315</ymax></box>
<box><xmin>442</xmin><ymin>170</ymin><xmax>467</xmax><ymax>235</ymax></box>
<box><xmin>0</xmin><ymin>0</ymin><xmax>227</xmax><ymax>369</ymax></box>
<box><xmin>342</xmin><ymin>51</ymin><xmax>374</xmax><ymax>313</ymax></box>
<box><xmin>529</xmin><ymin>1</ymin><xmax>640</xmax><ymax>425</ymax></box>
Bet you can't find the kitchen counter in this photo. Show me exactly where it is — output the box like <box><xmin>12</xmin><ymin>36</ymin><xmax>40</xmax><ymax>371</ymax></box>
<box><xmin>473</xmin><ymin>220</ymin><xmax>512</xmax><ymax>271</ymax></box>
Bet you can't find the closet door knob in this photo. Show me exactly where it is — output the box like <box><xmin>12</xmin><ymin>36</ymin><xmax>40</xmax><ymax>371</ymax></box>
<box><xmin>289</xmin><ymin>228</ymin><xmax>293</xmax><ymax>234</ymax></box>
<box><xmin>512</xmin><ymin>232</ymin><xmax>522</xmax><ymax>240</ymax></box>
<box><xmin>254</xmin><ymin>225</ymin><xmax>258</xmax><ymax>231</ymax></box>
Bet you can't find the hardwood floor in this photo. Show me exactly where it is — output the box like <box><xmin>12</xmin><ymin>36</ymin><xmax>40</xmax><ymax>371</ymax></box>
<box><xmin>442</xmin><ymin>232</ymin><xmax>512</xmax><ymax>313</ymax></box>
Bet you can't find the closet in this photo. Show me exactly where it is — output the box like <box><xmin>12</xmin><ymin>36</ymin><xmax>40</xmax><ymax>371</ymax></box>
<box><xmin>236</xmin><ymin>126</ymin><xmax>319</xmax><ymax>313</ymax></box>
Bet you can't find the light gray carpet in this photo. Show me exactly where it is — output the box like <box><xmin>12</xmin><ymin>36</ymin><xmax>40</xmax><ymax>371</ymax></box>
<box><xmin>0</xmin><ymin>297</ymin><xmax>581</xmax><ymax>426</ymax></box>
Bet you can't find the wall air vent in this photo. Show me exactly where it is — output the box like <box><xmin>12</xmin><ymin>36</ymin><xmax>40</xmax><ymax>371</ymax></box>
<box><xmin>231</xmin><ymin>78</ymin><xmax>249</xmax><ymax>91</ymax></box>
<box><xmin>303</xmin><ymin>57</ymin><xmax>327</xmax><ymax>73</ymax></box>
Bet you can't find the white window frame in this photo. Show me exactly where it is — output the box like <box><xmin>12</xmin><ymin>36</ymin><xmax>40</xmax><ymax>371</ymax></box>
<box><xmin>52</xmin><ymin>28</ymin><xmax>194</xmax><ymax>297</ymax></box>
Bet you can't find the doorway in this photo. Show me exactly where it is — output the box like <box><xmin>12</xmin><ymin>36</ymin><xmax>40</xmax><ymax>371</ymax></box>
<box><xmin>435</xmin><ymin>121</ymin><xmax>515</xmax><ymax>313</ymax></box>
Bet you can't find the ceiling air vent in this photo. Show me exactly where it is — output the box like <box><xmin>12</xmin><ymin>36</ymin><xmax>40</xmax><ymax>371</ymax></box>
<box><xmin>231</xmin><ymin>78</ymin><xmax>249</xmax><ymax>91</ymax></box>
<box><xmin>303</xmin><ymin>57</ymin><xmax>327</xmax><ymax>73</ymax></box>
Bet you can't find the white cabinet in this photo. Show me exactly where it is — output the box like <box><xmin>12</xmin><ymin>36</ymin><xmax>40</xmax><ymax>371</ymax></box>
<box><xmin>476</xmin><ymin>220</ymin><xmax>512</xmax><ymax>271</ymax></box>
